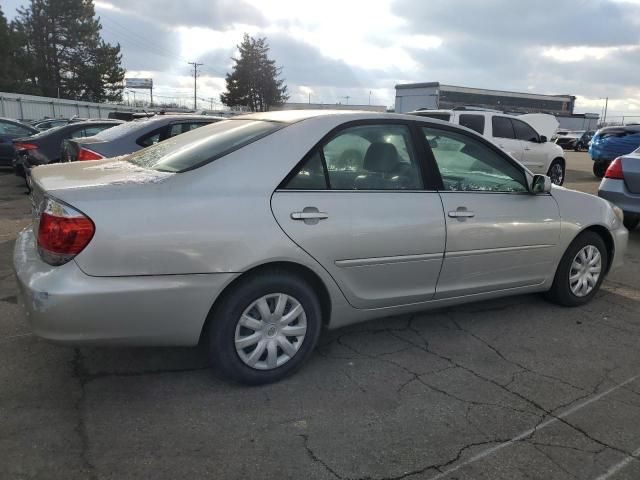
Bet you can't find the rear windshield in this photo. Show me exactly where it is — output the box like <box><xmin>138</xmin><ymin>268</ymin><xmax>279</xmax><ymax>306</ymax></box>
<box><xmin>125</xmin><ymin>119</ymin><xmax>283</xmax><ymax>172</ymax></box>
<box><xmin>94</xmin><ymin>118</ymin><xmax>155</xmax><ymax>140</ymax></box>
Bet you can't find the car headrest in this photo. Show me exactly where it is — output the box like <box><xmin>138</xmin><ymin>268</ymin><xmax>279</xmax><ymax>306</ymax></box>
<box><xmin>363</xmin><ymin>142</ymin><xmax>399</xmax><ymax>173</ymax></box>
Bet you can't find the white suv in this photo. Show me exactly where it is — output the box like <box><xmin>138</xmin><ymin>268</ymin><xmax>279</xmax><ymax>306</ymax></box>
<box><xmin>410</xmin><ymin>109</ymin><xmax>566</xmax><ymax>185</ymax></box>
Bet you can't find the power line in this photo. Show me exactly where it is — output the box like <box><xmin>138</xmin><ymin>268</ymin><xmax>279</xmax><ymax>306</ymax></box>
<box><xmin>188</xmin><ymin>62</ymin><xmax>204</xmax><ymax>110</ymax></box>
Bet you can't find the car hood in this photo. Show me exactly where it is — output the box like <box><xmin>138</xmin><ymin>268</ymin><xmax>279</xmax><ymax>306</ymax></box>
<box><xmin>519</xmin><ymin>114</ymin><xmax>559</xmax><ymax>140</ymax></box>
<box><xmin>31</xmin><ymin>158</ymin><xmax>174</xmax><ymax>193</ymax></box>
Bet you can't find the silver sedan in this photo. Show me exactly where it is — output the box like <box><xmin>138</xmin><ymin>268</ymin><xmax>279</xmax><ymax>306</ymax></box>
<box><xmin>13</xmin><ymin>111</ymin><xmax>628</xmax><ymax>384</ymax></box>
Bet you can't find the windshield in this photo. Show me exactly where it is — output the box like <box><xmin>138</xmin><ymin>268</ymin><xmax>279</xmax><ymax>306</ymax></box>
<box><xmin>125</xmin><ymin>119</ymin><xmax>283</xmax><ymax>172</ymax></box>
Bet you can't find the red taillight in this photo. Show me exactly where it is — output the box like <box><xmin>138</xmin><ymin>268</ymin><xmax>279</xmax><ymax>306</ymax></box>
<box><xmin>604</xmin><ymin>158</ymin><xmax>624</xmax><ymax>179</ymax></box>
<box><xmin>77</xmin><ymin>147</ymin><xmax>104</xmax><ymax>161</ymax></box>
<box><xmin>37</xmin><ymin>199</ymin><xmax>95</xmax><ymax>265</ymax></box>
<box><xmin>15</xmin><ymin>142</ymin><xmax>38</xmax><ymax>151</ymax></box>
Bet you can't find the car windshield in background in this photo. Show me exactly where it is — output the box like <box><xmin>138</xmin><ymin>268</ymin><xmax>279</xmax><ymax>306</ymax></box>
<box><xmin>125</xmin><ymin>119</ymin><xmax>283</xmax><ymax>172</ymax></box>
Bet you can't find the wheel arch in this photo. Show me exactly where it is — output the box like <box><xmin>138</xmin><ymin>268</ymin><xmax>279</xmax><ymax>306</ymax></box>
<box><xmin>582</xmin><ymin>225</ymin><xmax>615</xmax><ymax>275</ymax></box>
<box><xmin>199</xmin><ymin>261</ymin><xmax>332</xmax><ymax>344</ymax></box>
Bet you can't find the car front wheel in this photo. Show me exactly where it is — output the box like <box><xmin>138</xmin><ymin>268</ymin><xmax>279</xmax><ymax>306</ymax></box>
<box><xmin>207</xmin><ymin>271</ymin><xmax>322</xmax><ymax>385</ymax></box>
<box><xmin>547</xmin><ymin>159</ymin><xmax>565</xmax><ymax>185</ymax></box>
<box><xmin>545</xmin><ymin>231</ymin><xmax>608</xmax><ymax>307</ymax></box>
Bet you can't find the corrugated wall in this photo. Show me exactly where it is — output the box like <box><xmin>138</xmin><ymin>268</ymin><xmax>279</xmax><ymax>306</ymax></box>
<box><xmin>0</xmin><ymin>92</ymin><xmax>145</xmax><ymax>121</ymax></box>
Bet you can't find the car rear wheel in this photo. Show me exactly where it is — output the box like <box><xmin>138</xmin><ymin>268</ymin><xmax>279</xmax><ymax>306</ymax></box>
<box><xmin>545</xmin><ymin>231</ymin><xmax>608</xmax><ymax>307</ymax></box>
<box><xmin>624</xmin><ymin>216</ymin><xmax>639</xmax><ymax>231</ymax></box>
<box><xmin>593</xmin><ymin>161</ymin><xmax>609</xmax><ymax>178</ymax></box>
<box><xmin>547</xmin><ymin>159</ymin><xmax>565</xmax><ymax>185</ymax></box>
<box><xmin>207</xmin><ymin>271</ymin><xmax>322</xmax><ymax>385</ymax></box>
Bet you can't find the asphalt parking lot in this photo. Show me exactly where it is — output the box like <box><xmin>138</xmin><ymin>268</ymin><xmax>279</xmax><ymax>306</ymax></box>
<box><xmin>1</xmin><ymin>152</ymin><xmax>639</xmax><ymax>480</ymax></box>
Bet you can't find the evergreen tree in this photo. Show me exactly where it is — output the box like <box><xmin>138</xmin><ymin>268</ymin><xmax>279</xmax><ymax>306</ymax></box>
<box><xmin>12</xmin><ymin>0</ymin><xmax>124</xmax><ymax>102</ymax></box>
<box><xmin>221</xmin><ymin>34</ymin><xmax>288</xmax><ymax>111</ymax></box>
<box><xmin>0</xmin><ymin>6</ymin><xmax>25</xmax><ymax>92</ymax></box>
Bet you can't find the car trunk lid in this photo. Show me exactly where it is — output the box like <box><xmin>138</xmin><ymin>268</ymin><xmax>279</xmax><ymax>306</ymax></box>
<box><xmin>622</xmin><ymin>154</ymin><xmax>640</xmax><ymax>194</ymax></box>
<box><xmin>31</xmin><ymin>158</ymin><xmax>173</xmax><ymax>194</ymax></box>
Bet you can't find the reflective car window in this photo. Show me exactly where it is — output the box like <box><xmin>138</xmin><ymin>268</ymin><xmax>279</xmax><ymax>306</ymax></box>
<box><xmin>321</xmin><ymin>124</ymin><xmax>423</xmax><ymax>190</ymax></box>
<box><xmin>422</xmin><ymin>126</ymin><xmax>527</xmax><ymax>193</ymax></box>
<box><xmin>284</xmin><ymin>150</ymin><xmax>327</xmax><ymax>190</ymax></box>
<box><xmin>458</xmin><ymin>114</ymin><xmax>485</xmax><ymax>134</ymax></box>
<box><xmin>136</xmin><ymin>128</ymin><xmax>164</xmax><ymax>147</ymax></box>
<box><xmin>0</xmin><ymin>121</ymin><xmax>33</xmax><ymax>136</ymax></box>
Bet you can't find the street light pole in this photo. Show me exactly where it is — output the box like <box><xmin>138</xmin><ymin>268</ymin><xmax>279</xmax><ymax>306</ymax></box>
<box><xmin>188</xmin><ymin>61</ymin><xmax>204</xmax><ymax>110</ymax></box>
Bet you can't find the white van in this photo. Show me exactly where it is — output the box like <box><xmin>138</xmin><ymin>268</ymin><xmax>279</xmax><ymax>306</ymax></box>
<box><xmin>410</xmin><ymin>109</ymin><xmax>566</xmax><ymax>185</ymax></box>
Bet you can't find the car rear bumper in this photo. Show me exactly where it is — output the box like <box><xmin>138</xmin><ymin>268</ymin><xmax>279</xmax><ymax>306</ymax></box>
<box><xmin>598</xmin><ymin>178</ymin><xmax>640</xmax><ymax>216</ymax></box>
<box><xmin>13</xmin><ymin>227</ymin><xmax>237</xmax><ymax>346</ymax></box>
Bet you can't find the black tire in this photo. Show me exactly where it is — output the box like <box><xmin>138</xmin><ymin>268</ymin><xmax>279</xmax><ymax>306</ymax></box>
<box><xmin>207</xmin><ymin>271</ymin><xmax>322</xmax><ymax>385</ymax></box>
<box><xmin>545</xmin><ymin>231</ymin><xmax>608</xmax><ymax>307</ymax></box>
<box><xmin>547</xmin><ymin>159</ymin><xmax>565</xmax><ymax>186</ymax></box>
<box><xmin>593</xmin><ymin>161</ymin><xmax>608</xmax><ymax>178</ymax></box>
<box><xmin>624</xmin><ymin>216</ymin><xmax>640</xmax><ymax>231</ymax></box>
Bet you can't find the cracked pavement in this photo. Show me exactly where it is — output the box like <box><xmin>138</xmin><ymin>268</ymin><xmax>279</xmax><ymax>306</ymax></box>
<box><xmin>1</xmin><ymin>153</ymin><xmax>640</xmax><ymax>480</ymax></box>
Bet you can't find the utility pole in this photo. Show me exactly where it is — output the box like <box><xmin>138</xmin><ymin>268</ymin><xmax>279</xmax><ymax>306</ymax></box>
<box><xmin>188</xmin><ymin>62</ymin><xmax>203</xmax><ymax>110</ymax></box>
<box><xmin>603</xmin><ymin>97</ymin><xmax>608</xmax><ymax>125</ymax></box>
<box><xmin>369</xmin><ymin>90</ymin><xmax>371</xmax><ymax>105</ymax></box>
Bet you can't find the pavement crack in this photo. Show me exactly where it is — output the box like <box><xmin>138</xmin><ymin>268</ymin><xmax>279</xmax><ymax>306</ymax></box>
<box><xmin>299</xmin><ymin>434</ymin><xmax>343</xmax><ymax>479</ymax></box>
<box><xmin>82</xmin><ymin>366</ymin><xmax>212</xmax><ymax>383</ymax></box>
<box><xmin>531</xmin><ymin>444</ymin><xmax>580</xmax><ymax>479</ymax></box>
<box><xmin>70</xmin><ymin>349</ymin><xmax>97</xmax><ymax>480</ymax></box>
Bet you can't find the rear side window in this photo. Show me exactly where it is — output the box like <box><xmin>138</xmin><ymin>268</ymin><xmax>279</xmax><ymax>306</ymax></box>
<box><xmin>512</xmin><ymin>119</ymin><xmax>539</xmax><ymax>143</ymax></box>
<box><xmin>458</xmin><ymin>114</ymin><xmax>485</xmax><ymax>134</ymax></box>
<box><xmin>284</xmin><ymin>124</ymin><xmax>423</xmax><ymax>191</ymax></box>
<box><xmin>492</xmin><ymin>116</ymin><xmax>515</xmax><ymax>139</ymax></box>
<box><xmin>137</xmin><ymin>128</ymin><xmax>164</xmax><ymax>147</ymax></box>
<box><xmin>126</xmin><ymin>120</ymin><xmax>282</xmax><ymax>172</ymax></box>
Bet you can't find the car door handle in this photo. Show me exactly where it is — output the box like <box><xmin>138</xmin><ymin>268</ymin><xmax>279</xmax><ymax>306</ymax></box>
<box><xmin>524</xmin><ymin>147</ymin><xmax>532</xmax><ymax>151</ymax></box>
<box><xmin>448</xmin><ymin>210</ymin><xmax>475</xmax><ymax>218</ymax></box>
<box><xmin>291</xmin><ymin>212</ymin><xmax>329</xmax><ymax>220</ymax></box>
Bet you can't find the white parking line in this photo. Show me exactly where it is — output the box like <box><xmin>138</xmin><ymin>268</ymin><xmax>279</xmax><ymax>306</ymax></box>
<box><xmin>0</xmin><ymin>332</ymin><xmax>32</xmax><ymax>343</ymax></box>
<box><xmin>594</xmin><ymin>446</ymin><xmax>640</xmax><ymax>480</ymax></box>
<box><xmin>426</xmin><ymin>374</ymin><xmax>640</xmax><ymax>480</ymax></box>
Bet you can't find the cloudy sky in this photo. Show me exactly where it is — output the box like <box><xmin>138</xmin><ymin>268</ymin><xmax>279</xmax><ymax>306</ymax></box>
<box><xmin>3</xmin><ymin>0</ymin><xmax>640</xmax><ymax>118</ymax></box>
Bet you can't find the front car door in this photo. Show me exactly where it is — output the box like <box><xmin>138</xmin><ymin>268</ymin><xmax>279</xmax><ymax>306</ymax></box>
<box><xmin>419</xmin><ymin>124</ymin><xmax>561</xmax><ymax>299</ymax></box>
<box><xmin>512</xmin><ymin>118</ymin><xmax>547</xmax><ymax>173</ymax></box>
<box><xmin>271</xmin><ymin>121</ymin><xmax>446</xmax><ymax>309</ymax></box>
<box><xmin>491</xmin><ymin>115</ymin><xmax>524</xmax><ymax>161</ymax></box>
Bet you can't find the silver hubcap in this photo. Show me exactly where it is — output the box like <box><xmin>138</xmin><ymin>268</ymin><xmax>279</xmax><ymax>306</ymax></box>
<box><xmin>569</xmin><ymin>245</ymin><xmax>602</xmax><ymax>297</ymax></box>
<box><xmin>550</xmin><ymin>163</ymin><xmax>564</xmax><ymax>185</ymax></box>
<box><xmin>234</xmin><ymin>293</ymin><xmax>307</xmax><ymax>370</ymax></box>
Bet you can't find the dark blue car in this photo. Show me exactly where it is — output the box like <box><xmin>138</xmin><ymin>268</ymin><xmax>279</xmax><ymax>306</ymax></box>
<box><xmin>589</xmin><ymin>125</ymin><xmax>640</xmax><ymax>178</ymax></box>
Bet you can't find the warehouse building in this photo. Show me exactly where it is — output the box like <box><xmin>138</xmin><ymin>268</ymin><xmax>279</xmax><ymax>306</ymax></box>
<box><xmin>395</xmin><ymin>82</ymin><xmax>575</xmax><ymax>115</ymax></box>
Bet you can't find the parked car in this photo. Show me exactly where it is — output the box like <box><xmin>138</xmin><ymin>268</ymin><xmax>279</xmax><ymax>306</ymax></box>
<box><xmin>409</xmin><ymin>109</ymin><xmax>567</xmax><ymax>185</ymax></box>
<box><xmin>555</xmin><ymin>130</ymin><xmax>594</xmax><ymax>151</ymax></box>
<box><xmin>598</xmin><ymin>151</ymin><xmax>640</xmax><ymax>230</ymax></box>
<box><xmin>13</xmin><ymin>120</ymin><xmax>123</xmax><ymax>178</ymax></box>
<box><xmin>0</xmin><ymin>118</ymin><xmax>38</xmax><ymax>168</ymax></box>
<box><xmin>14</xmin><ymin>111</ymin><xmax>628</xmax><ymax>384</ymax></box>
<box><xmin>62</xmin><ymin>115</ymin><xmax>223</xmax><ymax>162</ymax></box>
<box><xmin>589</xmin><ymin>125</ymin><xmax>640</xmax><ymax>178</ymax></box>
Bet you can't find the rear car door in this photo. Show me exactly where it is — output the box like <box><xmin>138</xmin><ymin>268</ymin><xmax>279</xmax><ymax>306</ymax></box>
<box><xmin>491</xmin><ymin>115</ymin><xmax>524</xmax><ymax>161</ymax></box>
<box><xmin>512</xmin><ymin>118</ymin><xmax>547</xmax><ymax>173</ymax></box>
<box><xmin>271</xmin><ymin>121</ymin><xmax>446</xmax><ymax>309</ymax></box>
<box><xmin>420</xmin><ymin>125</ymin><xmax>561</xmax><ymax>299</ymax></box>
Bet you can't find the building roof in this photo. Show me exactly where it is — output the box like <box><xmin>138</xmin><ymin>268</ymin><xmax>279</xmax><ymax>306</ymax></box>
<box><xmin>395</xmin><ymin>82</ymin><xmax>574</xmax><ymax>102</ymax></box>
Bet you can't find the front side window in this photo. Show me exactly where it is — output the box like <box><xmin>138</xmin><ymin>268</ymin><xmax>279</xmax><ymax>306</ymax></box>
<box><xmin>492</xmin><ymin>116</ymin><xmax>515</xmax><ymax>139</ymax></box>
<box><xmin>458</xmin><ymin>114</ymin><xmax>485</xmax><ymax>135</ymax></box>
<box><xmin>512</xmin><ymin>119</ymin><xmax>539</xmax><ymax>143</ymax></box>
<box><xmin>422</xmin><ymin>126</ymin><xmax>527</xmax><ymax>193</ymax></box>
<box><xmin>285</xmin><ymin>124</ymin><xmax>423</xmax><ymax>190</ymax></box>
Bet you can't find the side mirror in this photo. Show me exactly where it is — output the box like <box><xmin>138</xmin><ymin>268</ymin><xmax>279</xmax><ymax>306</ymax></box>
<box><xmin>530</xmin><ymin>174</ymin><xmax>552</xmax><ymax>194</ymax></box>
<box><xmin>539</xmin><ymin>135</ymin><xmax>547</xmax><ymax>143</ymax></box>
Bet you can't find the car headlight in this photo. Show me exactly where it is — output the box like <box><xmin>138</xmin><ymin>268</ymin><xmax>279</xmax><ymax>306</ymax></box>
<box><xmin>611</xmin><ymin>204</ymin><xmax>624</xmax><ymax>224</ymax></box>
